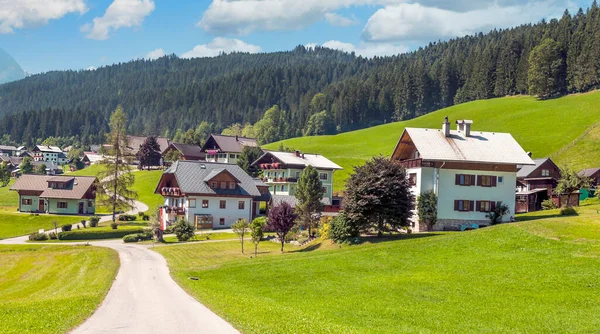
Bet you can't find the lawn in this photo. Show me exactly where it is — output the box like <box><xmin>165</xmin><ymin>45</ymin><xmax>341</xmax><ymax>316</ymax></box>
<box><xmin>0</xmin><ymin>208</ymin><xmax>83</xmax><ymax>240</ymax></box>
<box><xmin>0</xmin><ymin>244</ymin><xmax>119</xmax><ymax>334</ymax></box>
<box><xmin>0</xmin><ymin>178</ymin><xmax>19</xmax><ymax>206</ymax></box>
<box><xmin>265</xmin><ymin>91</ymin><xmax>600</xmax><ymax>190</ymax></box>
<box><xmin>130</xmin><ymin>170</ymin><xmax>163</xmax><ymax>211</ymax></box>
<box><xmin>155</xmin><ymin>204</ymin><xmax>600</xmax><ymax>333</ymax></box>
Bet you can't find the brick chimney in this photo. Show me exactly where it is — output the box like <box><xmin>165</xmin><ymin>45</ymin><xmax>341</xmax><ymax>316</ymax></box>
<box><xmin>442</xmin><ymin>116</ymin><xmax>450</xmax><ymax>137</ymax></box>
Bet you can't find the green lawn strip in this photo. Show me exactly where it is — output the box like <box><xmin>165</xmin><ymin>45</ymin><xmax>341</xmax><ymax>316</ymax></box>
<box><xmin>129</xmin><ymin>170</ymin><xmax>163</xmax><ymax>211</ymax></box>
<box><xmin>265</xmin><ymin>92</ymin><xmax>600</xmax><ymax>190</ymax></box>
<box><xmin>0</xmin><ymin>244</ymin><xmax>119</xmax><ymax>334</ymax></box>
<box><xmin>0</xmin><ymin>209</ymin><xmax>83</xmax><ymax>240</ymax></box>
<box><xmin>155</xmin><ymin>208</ymin><xmax>600</xmax><ymax>333</ymax></box>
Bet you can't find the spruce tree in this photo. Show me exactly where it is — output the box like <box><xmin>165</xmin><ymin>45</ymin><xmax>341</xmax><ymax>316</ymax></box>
<box><xmin>295</xmin><ymin>165</ymin><xmax>324</xmax><ymax>236</ymax></box>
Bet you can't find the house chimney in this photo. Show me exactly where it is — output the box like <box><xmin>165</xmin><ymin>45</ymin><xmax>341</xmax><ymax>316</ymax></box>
<box><xmin>456</xmin><ymin>120</ymin><xmax>464</xmax><ymax>132</ymax></box>
<box><xmin>442</xmin><ymin>116</ymin><xmax>450</xmax><ymax>137</ymax></box>
<box><xmin>235</xmin><ymin>135</ymin><xmax>238</xmax><ymax>141</ymax></box>
<box><xmin>463</xmin><ymin>120</ymin><xmax>473</xmax><ymax>137</ymax></box>
<box><xmin>294</xmin><ymin>150</ymin><xmax>301</xmax><ymax>157</ymax></box>
<box><xmin>527</xmin><ymin>152</ymin><xmax>532</xmax><ymax>158</ymax></box>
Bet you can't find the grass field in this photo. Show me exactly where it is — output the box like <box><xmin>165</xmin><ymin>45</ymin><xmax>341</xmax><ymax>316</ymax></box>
<box><xmin>130</xmin><ymin>170</ymin><xmax>163</xmax><ymax>211</ymax></box>
<box><xmin>0</xmin><ymin>244</ymin><xmax>119</xmax><ymax>334</ymax></box>
<box><xmin>155</xmin><ymin>202</ymin><xmax>600</xmax><ymax>333</ymax></box>
<box><xmin>0</xmin><ymin>179</ymin><xmax>19</xmax><ymax>206</ymax></box>
<box><xmin>265</xmin><ymin>91</ymin><xmax>600</xmax><ymax>190</ymax></box>
<box><xmin>0</xmin><ymin>208</ymin><xmax>83</xmax><ymax>240</ymax></box>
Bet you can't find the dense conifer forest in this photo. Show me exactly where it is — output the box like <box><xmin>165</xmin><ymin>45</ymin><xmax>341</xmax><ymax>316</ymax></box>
<box><xmin>1</xmin><ymin>3</ymin><xmax>599</xmax><ymax>146</ymax></box>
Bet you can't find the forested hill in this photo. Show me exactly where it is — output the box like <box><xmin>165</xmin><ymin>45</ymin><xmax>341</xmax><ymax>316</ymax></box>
<box><xmin>1</xmin><ymin>3</ymin><xmax>600</xmax><ymax>146</ymax></box>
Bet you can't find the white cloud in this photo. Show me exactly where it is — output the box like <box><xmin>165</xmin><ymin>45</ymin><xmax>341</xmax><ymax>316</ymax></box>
<box><xmin>305</xmin><ymin>43</ymin><xmax>318</xmax><ymax>49</ymax></box>
<box><xmin>0</xmin><ymin>0</ymin><xmax>87</xmax><ymax>34</ymax></box>
<box><xmin>321</xmin><ymin>40</ymin><xmax>409</xmax><ymax>57</ymax></box>
<box><xmin>85</xmin><ymin>66</ymin><xmax>97</xmax><ymax>71</ymax></box>
<box><xmin>181</xmin><ymin>38</ymin><xmax>262</xmax><ymax>59</ymax></box>
<box><xmin>362</xmin><ymin>1</ymin><xmax>567</xmax><ymax>42</ymax></box>
<box><xmin>83</xmin><ymin>0</ymin><xmax>155</xmax><ymax>40</ymax></box>
<box><xmin>145</xmin><ymin>48</ymin><xmax>165</xmax><ymax>60</ymax></box>
<box><xmin>324</xmin><ymin>12</ymin><xmax>359</xmax><ymax>27</ymax></box>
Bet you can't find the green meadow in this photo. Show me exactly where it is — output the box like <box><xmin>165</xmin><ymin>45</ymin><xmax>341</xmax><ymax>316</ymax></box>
<box><xmin>0</xmin><ymin>244</ymin><xmax>119</xmax><ymax>333</ymax></box>
<box><xmin>265</xmin><ymin>91</ymin><xmax>600</xmax><ymax>190</ymax></box>
<box><xmin>155</xmin><ymin>201</ymin><xmax>600</xmax><ymax>333</ymax></box>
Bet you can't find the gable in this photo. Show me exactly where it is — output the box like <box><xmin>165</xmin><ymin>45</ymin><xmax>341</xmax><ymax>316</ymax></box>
<box><xmin>391</xmin><ymin>130</ymin><xmax>419</xmax><ymax>161</ymax></box>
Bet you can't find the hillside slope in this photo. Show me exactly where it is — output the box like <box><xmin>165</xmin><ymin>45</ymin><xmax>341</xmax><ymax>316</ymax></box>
<box><xmin>265</xmin><ymin>91</ymin><xmax>600</xmax><ymax>190</ymax></box>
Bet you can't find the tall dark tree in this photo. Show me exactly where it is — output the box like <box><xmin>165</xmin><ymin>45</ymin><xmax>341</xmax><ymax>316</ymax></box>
<box><xmin>343</xmin><ymin>156</ymin><xmax>414</xmax><ymax>236</ymax></box>
<box><xmin>237</xmin><ymin>146</ymin><xmax>264</xmax><ymax>177</ymax></box>
<box><xmin>137</xmin><ymin>136</ymin><xmax>162</xmax><ymax>170</ymax></box>
<box><xmin>295</xmin><ymin>165</ymin><xmax>323</xmax><ymax>236</ymax></box>
<box><xmin>528</xmin><ymin>39</ymin><xmax>567</xmax><ymax>99</ymax></box>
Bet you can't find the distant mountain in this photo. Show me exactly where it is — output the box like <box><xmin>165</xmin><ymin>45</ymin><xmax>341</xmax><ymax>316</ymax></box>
<box><xmin>0</xmin><ymin>48</ymin><xmax>25</xmax><ymax>85</ymax></box>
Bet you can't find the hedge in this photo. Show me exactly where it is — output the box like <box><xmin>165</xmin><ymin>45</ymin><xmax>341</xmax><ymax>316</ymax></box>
<box><xmin>58</xmin><ymin>226</ymin><xmax>145</xmax><ymax>240</ymax></box>
<box><xmin>123</xmin><ymin>231</ymin><xmax>154</xmax><ymax>243</ymax></box>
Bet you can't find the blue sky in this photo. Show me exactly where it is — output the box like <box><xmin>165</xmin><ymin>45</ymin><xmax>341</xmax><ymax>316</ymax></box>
<box><xmin>0</xmin><ymin>0</ymin><xmax>590</xmax><ymax>74</ymax></box>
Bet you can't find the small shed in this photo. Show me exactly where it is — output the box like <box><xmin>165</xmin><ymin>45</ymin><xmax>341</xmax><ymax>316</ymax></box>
<box><xmin>516</xmin><ymin>189</ymin><xmax>548</xmax><ymax>213</ymax></box>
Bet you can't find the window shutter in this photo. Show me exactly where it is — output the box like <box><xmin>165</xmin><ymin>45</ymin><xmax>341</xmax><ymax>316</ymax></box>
<box><xmin>477</xmin><ymin>175</ymin><xmax>482</xmax><ymax>186</ymax></box>
<box><xmin>470</xmin><ymin>175</ymin><xmax>476</xmax><ymax>186</ymax></box>
<box><xmin>491</xmin><ymin>201</ymin><xmax>496</xmax><ymax>211</ymax></box>
<box><xmin>475</xmin><ymin>201</ymin><xmax>481</xmax><ymax>212</ymax></box>
<box><xmin>469</xmin><ymin>200</ymin><xmax>475</xmax><ymax>212</ymax></box>
<box><xmin>492</xmin><ymin>176</ymin><xmax>497</xmax><ymax>187</ymax></box>
<box><xmin>455</xmin><ymin>174</ymin><xmax>460</xmax><ymax>185</ymax></box>
<box><xmin>454</xmin><ymin>200</ymin><xmax>459</xmax><ymax>211</ymax></box>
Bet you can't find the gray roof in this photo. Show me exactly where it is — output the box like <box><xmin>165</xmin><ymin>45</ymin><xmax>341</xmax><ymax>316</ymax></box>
<box><xmin>0</xmin><ymin>145</ymin><xmax>17</xmax><ymax>151</ymax></box>
<box><xmin>202</xmin><ymin>134</ymin><xmax>258</xmax><ymax>153</ymax></box>
<box><xmin>163</xmin><ymin>161</ymin><xmax>261</xmax><ymax>197</ymax></box>
<box><xmin>167</xmin><ymin>142</ymin><xmax>205</xmax><ymax>158</ymax></box>
<box><xmin>517</xmin><ymin>158</ymin><xmax>551</xmax><ymax>178</ymax></box>
<box><xmin>271</xmin><ymin>194</ymin><xmax>331</xmax><ymax>207</ymax></box>
<box><xmin>579</xmin><ymin>168</ymin><xmax>600</xmax><ymax>178</ymax></box>
<box><xmin>395</xmin><ymin>127</ymin><xmax>535</xmax><ymax>165</ymax></box>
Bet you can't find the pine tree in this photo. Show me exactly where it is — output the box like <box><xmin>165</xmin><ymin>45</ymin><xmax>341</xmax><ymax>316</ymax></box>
<box><xmin>97</xmin><ymin>106</ymin><xmax>138</xmax><ymax>223</ymax></box>
<box><xmin>295</xmin><ymin>165</ymin><xmax>324</xmax><ymax>236</ymax></box>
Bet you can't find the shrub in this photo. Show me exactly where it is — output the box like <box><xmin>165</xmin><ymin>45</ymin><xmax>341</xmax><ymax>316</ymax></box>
<box><xmin>61</xmin><ymin>224</ymin><xmax>73</xmax><ymax>232</ymax></box>
<box><xmin>142</xmin><ymin>215</ymin><xmax>150</xmax><ymax>221</ymax></box>
<box><xmin>110</xmin><ymin>222</ymin><xmax>118</xmax><ymax>230</ymax></box>
<box><xmin>486</xmin><ymin>204</ymin><xmax>510</xmax><ymax>225</ymax></box>
<box><xmin>172</xmin><ymin>219</ymin><xmax>195</xmax><ymax>242</ymax></box>
<box><xmin>48</xmin><ymin>232</ymin><xmax>58</xmax><ymax>240</ymax></box>
<box><xmin>329</xmin><ymin>212</ymin><xmax>360</xmax><ymax>244</ymax></box>
<box><xmin>89</xmin><ymin>216</ymin><xmax>100</xmax><ymax>227</ymax></box>
<box><xmin>29</xmin><ymin>232</ymin><xmax>48</xmax><ymax>241</ymax></box>
<box><xmin>138</xmin><ymin>211</ymin><xmax>146</xmax><ymax>217</ymax></box>
<box><xmin>542</xmin><ymin>199</ymin><xmax>557</xmax><ymax>210</ymax></box>
<box><xmin>118</xmin><ymin>214</ymin><xmax>137</xmax><ymax>221</ymax></box>
<box><xmin>58</xmin><ymin>227</ymin><xmax>145</xmax><ymax>240</ymax></box>
<box><xmin>123</xmin><ymin>231</ymin><xmax>154</xmax><ymax>243</ymax></box>
<box><xmin>164</xmin><ymin>225</ymin><xmax>174</xmax><ymax>234</ymax></box>
<box><xmin>560</xmin><ymin>207</ymin><xmax>577</xmax><ymax>216</ymax></box>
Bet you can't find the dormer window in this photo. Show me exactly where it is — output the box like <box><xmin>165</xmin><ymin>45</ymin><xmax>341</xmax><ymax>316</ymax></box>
<box><xmin>211</xmin><ymin>181</ymin><xmax>217</xmax><ymax>189</ymax></box>
<box><xmin>220</xmin><ymin>182</ymin><xmax>227</xmax><ymax>189</ymax></box>
<box><xmin>229</xmin><ymin>182</ymin><xmax>236</xmax><ymax>189</ymax></box>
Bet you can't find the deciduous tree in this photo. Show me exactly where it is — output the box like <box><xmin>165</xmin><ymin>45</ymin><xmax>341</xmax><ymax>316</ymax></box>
<box><xmin>137</xmin><ymin>136</ymin><xmax>162</xmax><ymax>170</ymax></box>
<box><xmin>250</xmin><ymin>217</ymin><xmax>266</xmax><ymax>257</ymax></box>
<box><xmin>267</xmin><ymin>202</ymin><xmax>298</xmax><ymax>252</ymax></box>
<box><xmin>528</xmin><ymin>39</ymin><xmax>567</xmax><ymax>99</ymax></box>
<box><xmin>0</xmin><ymin>163</ymin><xmax>10</xmax><ymax>187</ymax></box>
<box><xmin>21</xmin><ymin>157</ymin><xmax>33</xmax><ymax>174</ymax></box>
<box><xmin>232</xmin><ymin>218</ymin><xmax>250</xmax><ymax>254</ymax></box>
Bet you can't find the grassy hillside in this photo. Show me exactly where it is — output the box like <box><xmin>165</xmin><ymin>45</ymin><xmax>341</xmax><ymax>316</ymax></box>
<box><xmin>265</xmin><ymin>91</ymin><xmax>600</xmax><ymax>190</ymax></box>
<box><xmin>155</xmin><ymin>201</ymin><xmax>600</xmax><ymax>333</ymax></box>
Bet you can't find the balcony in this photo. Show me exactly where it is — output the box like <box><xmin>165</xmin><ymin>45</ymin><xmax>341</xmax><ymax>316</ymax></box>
<box><xmin>396</xmin><ymin>158</ymin><xmax>423</xmax><ymax>169</ymax></box>
<box><xmin>165</xmin><ymin>206</ymin><xmax>185</xmax><ymax>215</ymax></box>
<box><xmin>263</xmin><ymin>177</ymin><xmax>292</xmax><ymax>183</ymax></box>
<box><xmin>161</xmin><ymin>187</ymin><xmax>183</xmax><ymax>197</ymax></box>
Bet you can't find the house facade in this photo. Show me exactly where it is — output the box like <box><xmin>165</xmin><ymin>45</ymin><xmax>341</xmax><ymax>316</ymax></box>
<box><xmin>201</xmin><ymin>134</ymin><xmax>259</xmax><ymax>164</ymax></box>
<box><xmin>10</xmin><ymin>175</ymin><xmax>97</xmax><ymax>214</ymax></box>
<box><xmin>579</xmin><ymin>168</ymin><xmax>600</xmax><ymax>187</ymax></box>
<box><xmin>391</xmin><ymin>118</ymin><xmax>534</xmax><ymax>231</ymax></box>
<box><xmin>515</xmin><ymin>158</ymin><xmax>561</xmax><ymax>213</ymax></box>
<box><xmin>32</xmin><ymin>145</ymin><xmax>68</xmax><ymax>165</ymax></box>
<box><xmin>0</xmin><ymin>145</ymin><xmax>18</xmax><ymax>157</ymax></box>
<box><xmin>155</xmin><ymin>161</ymin><xmax>270</xmax><ymax>229</ymax></box>
<box><xmin>251</xmin><ymin>150</ymin><xmax>342</xmax><ymax>207</ymax></box>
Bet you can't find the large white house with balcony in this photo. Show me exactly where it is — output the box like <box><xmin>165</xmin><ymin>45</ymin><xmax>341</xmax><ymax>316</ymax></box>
<box><xmin>32</xmin><ymin>145</ymin><xmax>68</xmax><ymax>165</ymax></box>
<box><xmin>391</xmin><ymin>117</ymin><xmax>534</xmax><ymax>232</ymax></box>
<box><xmin>251</xmin><ymin>150</ymin><xmax>342</xmax><ymax>208</ymax></box>
<box><xmin>200</xmin><ymin>134</ymin><xmax>259</xmax><ymax>165</ymax></box>
<box><xmin>154</xmin><ymin>161</ymin><xmax>271</xmax><ymax>229</ymax></box>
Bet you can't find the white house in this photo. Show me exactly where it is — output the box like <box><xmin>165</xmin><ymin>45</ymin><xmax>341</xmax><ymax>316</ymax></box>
<box><xmin>200</xmin><ymin>134</ymin><xmax>259</xmax><ymax>164</ymax></box>
<box><xmin>155</xmin><ymin>161</ymin><xmax>271</xmax><ymax>229</ymax></box>
<box><xmin>391</xmin><ymin>117</ymin><xmax>535</xmax><ymax>231</ymax></box>
<box><xmin>32</xmin><ymin>145</ymin><xmax>68</xmax><ymax>165</ymax></box>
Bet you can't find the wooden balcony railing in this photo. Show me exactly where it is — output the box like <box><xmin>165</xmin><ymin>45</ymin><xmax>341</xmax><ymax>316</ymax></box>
<box><xmin>161</xmin><ymin>187</ymin><xmax>183</xmax><ymax>197</ymax></box>
<box><xmin>396</xmin><ymin>158</ymin><xmax>422</xmax><ymax>169</ymax></box>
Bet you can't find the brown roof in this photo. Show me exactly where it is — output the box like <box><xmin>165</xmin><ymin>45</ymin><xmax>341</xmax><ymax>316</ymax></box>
<box><xmin>128</xmin><ymin>136</ymin><xmax>171</xmax><ymax>155</ymax></box>
<box><xmin>579</xmin><ymin>168</ymin><xmax>600</xmax><ymax>178</ymax></box>
<box><xmin>10</xmin><ymin>175</ymin><xmax>97</xmax><ymax>200</ymax></box>
<box><xmin>201</xmin><ymin>134</ymin><xmax>258</xmax><ymax>153</ymax></box>
<box><xmin>165</xmin><ymin>143</ymin><xmax>205</xmax><ymax>159</ymax></box>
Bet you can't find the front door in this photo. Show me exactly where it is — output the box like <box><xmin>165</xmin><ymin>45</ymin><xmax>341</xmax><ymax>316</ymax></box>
<box><xmin>78</xmin><ymin>202</ymin><xmax>84</xmax><ymax>214</ymax></box>
<box><xmin>38</xmin><ymin>200</ymin><xmax>44</xmax><ymax>212</ymax></box>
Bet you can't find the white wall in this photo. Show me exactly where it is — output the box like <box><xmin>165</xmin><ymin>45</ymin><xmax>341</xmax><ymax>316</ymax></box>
<box><xmin>184</xmin><ymin>196</ymin><xmax>252</xmax><ymax>228</ymax></box>
<box><xmin>435</xmin><ymin>169</ymin><xmax>516</xmax><ymax>222</ymax></box>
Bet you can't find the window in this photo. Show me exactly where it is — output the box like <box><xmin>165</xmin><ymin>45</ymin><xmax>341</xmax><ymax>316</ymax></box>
<box><xmin>229</xmin><ymin>154</ymin><xmax>236</xmax><ymax>159</ymax></box>
<box><xmin>57</xmin><ymin>182</ymin><xmax>65</xmax><ymax>189</ymax></box>
<box><xmin>408</xmin><ymin>173</ymin><xmax>417</xmax><ymax>186</ymax></box>
<box><xmin>218</xmin><ymin>153</ymin><xmax>227</xmax><ymax>159</ymax></box>
<box><xmin>541</xmin><ymin>169</ymin><xmax>550</xmax><ymax>177</ymax></box>
<box><xmin>229</xmin><ymin>182</ymin><xmax>236</xmax><ymax>189</ymax></box>
<box><xmin>454</xmin><ymin>200</ymin><xmax>473</xmax><ymax>212</ymax></box>
<box><xmin>498</xmin><ymin>176</ymin><xmax>504</xmax><ymax>183</ymax></box>
<box><xmin>295</xmin><ymin>171</ymin><xmax>300</xmax><ymax>178</ymax></box>
<box><xmin>238</xmin><ymin>201</ymin><xmax>245</xmax><ymax>210</ymax></box>
<box><xmin>280</xmin><ymin>185</ymin><xmax>285</xmax><ymax>192</ymax></box>
<box><xmin>22</xmin><ymin>198</ymin><xmax>32</xmax><ymax>205</ymax></box>
<box><xmin>455</xmin><ymin>174</ymin><xmax>475</xmax><ymax>186</ymax></box>
<box><xmin>219</xmin><ymin>218</ymin><xmax>225</xmax><ymax>225</ymax></box>
<box><xmin>58</xmin><ymin>201</ymin><xmax>68</xmax><ymax>209</ymax></box>
<box><xmin>202</xmin><ymin>200</ymin><xmax>209</xmax><ymax>208</ymax></box>
<box><xmin>477</xmin><ymin>200</ymin><xmax>491</xmax><ymax>212</ymax></box>
<box><xmin>189</xmin><ymin>199</ymin><xmax>196</xmax><ymax>208</ymax></box>
<box><xmin>211</xmin><ymin>181</ymin><xmax>217</xmax><ymax>189</ymax></box>
<box><xmin>88</xmin><ymin>200</ymin><xmax>93</xmax><ymax>207</ymax></box>
<box><xmin>220</xmin><ymin>182</ymin><xmax>227</xmax><ymax>189</ymax></box>
<box><xmin>319</xmin><ymin>173</ymin><xmax>328</xmax><ymax>180</ymax></box>
<box><xmin>219</xmin><ymin>200</ymin><xmax>226</xmax><ymax>209</ymax></box>
<box><xmin>478</xmin><ymin>175</ymin><xmax>496</xmax><ymax>187</ymax></box>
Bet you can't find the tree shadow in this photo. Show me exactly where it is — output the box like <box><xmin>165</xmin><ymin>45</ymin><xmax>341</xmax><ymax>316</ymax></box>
<box><xmin>295</xmin><ymin>242</ymin><xmax>323</xmax><ymax>253</ymax></box>
<box><xmin>361</xmin><ymin>233</ymin><xmax>442</xmax><ymax>244</ymax></box>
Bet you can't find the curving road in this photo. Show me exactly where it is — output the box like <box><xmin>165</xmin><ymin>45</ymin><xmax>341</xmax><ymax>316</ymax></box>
<box><xmin>0</xmin><ymin>199</ymin><xmax>239</xmax><ymax>333</ymax></box>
